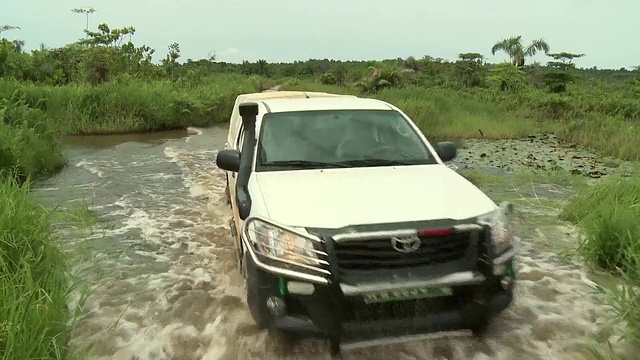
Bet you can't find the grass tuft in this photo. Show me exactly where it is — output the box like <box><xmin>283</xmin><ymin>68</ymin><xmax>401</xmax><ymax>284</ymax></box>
<box><xmin>561</xmin><ymin>170</ymin><xmax>640</xmax><ymax>352</ymax></box>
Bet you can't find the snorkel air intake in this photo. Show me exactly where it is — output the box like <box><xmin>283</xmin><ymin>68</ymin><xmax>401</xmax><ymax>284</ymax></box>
<box><xmin>236</xmin><ymin>102</ymin><xmax>259</xmax><ymax>220</ymax></box>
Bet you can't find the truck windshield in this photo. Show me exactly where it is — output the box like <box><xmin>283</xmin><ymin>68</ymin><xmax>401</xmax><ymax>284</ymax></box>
<box><xmin>255</xmin><ymin>109</ymin><xmax>437</xmax><ymax>171</ymax></box>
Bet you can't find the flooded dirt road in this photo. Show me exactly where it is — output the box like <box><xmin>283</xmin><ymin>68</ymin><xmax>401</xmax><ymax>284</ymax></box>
<box><xmin>35</xmin><ymin>127</ymin><xmax>628</xmax><ymax>360</ymax></box>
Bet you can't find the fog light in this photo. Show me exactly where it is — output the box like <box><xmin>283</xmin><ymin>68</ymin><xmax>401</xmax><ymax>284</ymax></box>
<box><xmin>287</xmin><ymin>281</ymin><xmax>315</xmax><ymax>295</ymax></box>
<box><xmin>493</xmin><ymin>264</ymin><xmax>506</xmax><ymax>276</ymax></box>
<box><xmin>266</xmin><ymin>296</ymin><xmax>286</xmax><ymax>317</ymax></box>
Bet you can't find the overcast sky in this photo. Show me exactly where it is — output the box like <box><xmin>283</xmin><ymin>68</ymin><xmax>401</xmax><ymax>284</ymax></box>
<box><xmin>4</xmin><ymin>0</ymin><xmax>637</xmax><ymax>69</ymax></box>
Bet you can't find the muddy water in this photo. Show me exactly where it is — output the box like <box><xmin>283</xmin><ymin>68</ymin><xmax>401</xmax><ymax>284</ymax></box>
<box><xmin>35</xmin><ymin>129</ymin><xmax>628</xmax><ymax>360</ymax></box>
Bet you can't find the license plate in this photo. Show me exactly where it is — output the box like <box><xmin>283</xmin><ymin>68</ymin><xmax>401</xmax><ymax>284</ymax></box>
<box><xmin>362</xmin><ymin>287</ymin><xmax>453</xmax><ymax>304</ymax></box>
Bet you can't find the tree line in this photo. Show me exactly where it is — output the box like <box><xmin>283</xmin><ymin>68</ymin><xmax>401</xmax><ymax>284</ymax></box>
<box><xmin>1</xmin><ymin>8</ymin><xmax>639</xmax><ymax>94</ymax></box>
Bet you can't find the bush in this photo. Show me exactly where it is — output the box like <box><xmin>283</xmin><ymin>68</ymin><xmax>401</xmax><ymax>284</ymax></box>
<box><xmin>561</xmin><ymin>171</ymin><xmax>640</xmax><ymax>275</ymax></box>
<box><xmin>0</xmin><ymin>98</ymin><xmax>64</xmax><ymax>181</ymax></box>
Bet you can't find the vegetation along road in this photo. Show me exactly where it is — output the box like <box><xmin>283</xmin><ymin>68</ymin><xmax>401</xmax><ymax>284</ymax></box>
<box><xmin>1</xmin><ymin>9</ymin><xmax>639</xmax><ymax>360</ymax></box>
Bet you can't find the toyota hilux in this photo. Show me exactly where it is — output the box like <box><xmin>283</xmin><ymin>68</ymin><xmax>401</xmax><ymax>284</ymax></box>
<box><xmin>215</xmin><ymin>91</ymin><xmax>517</xmax><ymax>356</ymax></box>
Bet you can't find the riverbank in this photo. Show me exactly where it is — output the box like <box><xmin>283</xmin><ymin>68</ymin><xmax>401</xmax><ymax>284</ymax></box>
<box><xmin>0</xmin><ymin>177</ymin><xmax>72</xmax><ymax>359</ymax></box>
<box><xmin>560</xmin><ymin>170</ymin><xmax>640</xmax><ymax>356</ymax></box>
<box><xmin>0</xmin><ymin>73</ymin><xmax>270</xmax><ymax>136</ymax></box>
<box><xmin>0</xmin><ymin>91</ymin><xmax>81</xmax><ymax>359</ymax></box>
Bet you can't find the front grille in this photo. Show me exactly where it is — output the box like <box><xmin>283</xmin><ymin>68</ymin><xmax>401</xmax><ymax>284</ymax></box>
<box><xmin>334</xmin><ymin>232</ymin><xmax>476</xmax><ymax>271</ymax></box>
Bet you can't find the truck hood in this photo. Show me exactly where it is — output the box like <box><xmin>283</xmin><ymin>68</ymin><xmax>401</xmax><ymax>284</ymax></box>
<box><xmin>253</xmin><ymin>165</ymin><xmax>497</xmax><ymax>229</ymax></box>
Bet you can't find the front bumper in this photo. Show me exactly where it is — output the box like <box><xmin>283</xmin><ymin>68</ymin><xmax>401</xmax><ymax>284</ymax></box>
<box><xmin>242</xmin><ymin>221</ymin><xmax>517</xmax><ymax>351</ymax></box>
<box><xmin>272</xmin><ymin>268</ymin><xmax>514</xmax><ymax>350</ymax></box>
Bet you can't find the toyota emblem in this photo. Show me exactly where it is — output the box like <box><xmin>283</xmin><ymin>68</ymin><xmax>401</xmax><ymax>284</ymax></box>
<box><xmin>391</xmin><ymin>235</ymin><xmax>421</xmax><ymax>253</ymax></box>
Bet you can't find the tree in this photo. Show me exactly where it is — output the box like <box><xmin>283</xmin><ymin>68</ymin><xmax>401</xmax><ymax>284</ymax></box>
<box><xmin>162</xmin><ymin>42</ymin><xmax>181</xmax><ymax>78</ymax></box>
<box><xmin>0</xmin><ymin>25</ymin><xmax>20</xmax><ymax>37</ymax></box>
<box><xmin>403</xmin><ymin>56</ymin><xmax>421</xmax><ymax>71</ymax></box>
<box><xmin>455</xmin><ymin>52</ymin><xmax>485</xmax><ymax>88</ymax></box>
<box><xmin>72</xmin><ymin>7</ymin><xmax>97</xmax><ymax>38</ymax></box>
<box><xmin>486</xmin><ymin>63</ymin><xmax>528</xmax><ymax>91</ymax></box>
<box><xmin>80</xmin><ymin>23</ymin><xmax>136</xmax><ymax>47</ymax></box>
<box><xmin>543</xmin><ymin>52</ymin><xmax>585</xmax><ymax>93</ymax></box>
<box><xmin>355</xmin><ymin>64</ymin><xmax>404</xmax><ymax>93</ymax></box>
<box><xmin>12</xmin><ymin>40</ymin><xmax>25</xmax><ymax>53</ymax></box>
<box><xmin>547</xmin><ymin>52</ymin><xmax>585</xmax><ymax>68</ymax></box>
<box><xmin>491</xmin><ymin>36</ymin><xmax>550</xmax><ymax>67</ymax></box>
<box><xmin>255</xmin><ymin>59</ymin><xmax>270</xmax><ymax>76</ymax></box>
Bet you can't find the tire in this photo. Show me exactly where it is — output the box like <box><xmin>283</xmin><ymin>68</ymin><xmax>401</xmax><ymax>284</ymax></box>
<box><xmin>470</xmin><ymin>315</ymin><xmax>492</xmax><ymax>338</ymax></box>
<box><xmin>244</xmin><ymin>252</ymin><xmax>275</xmax><ymax>329</ymax></box>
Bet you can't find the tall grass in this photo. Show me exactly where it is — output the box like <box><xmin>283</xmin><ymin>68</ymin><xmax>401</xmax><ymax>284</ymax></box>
<box><xmin>560</xmin><ymin>171</ymin><xmax>640</xmax><ymax>352</ymax></box>
<box><xmin>0</xmin><ymin>73</ymin><xmax>265</xmax><ymax>135</ymax></box>
<box><xmin>0</xmin><ymin>96</ymin><xmax>74</xmax><ymax>358</ymax></box>
<box><xmin>280</xmin><ymin>79</ymin><xmax>640</xmax><ymax>160</ymax></box>
<box><xmin>0</xmin><ymin>178</ymin><xmax>71</xmax><ymax>359</ymax></box>
<box><xmin>0</xmin><ymin>100</ymin><xmax>64</xmax><ymax>181</ymax></box>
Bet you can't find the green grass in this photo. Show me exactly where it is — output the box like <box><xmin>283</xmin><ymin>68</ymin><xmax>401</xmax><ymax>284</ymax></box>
<box><xmin>0</xmin><ymin>178</ymin><xmax>71</xmax><ymax>359</ymax></box>
<box><xmin>561</xmin><ymin>171</ymin><xmax>640</xmax><ymax>275</ymax></box>
<box><xmin>0</xmin><ymin>98</ymin><xmax>88</xmax><ymax>359</ymax></box>
<box><xmin>0</xmin><ymin>73</ymin><xmax>266</xmax><ymax>135</ymax></box>
<box><xmin>0</xmin><ymin>100</ymin><xmax>65</xmax><ymax>181</ymax></box>
<box><xmin>560</xmin><ymin>170</ymin><xmax>640</xmax><ymax>353</ymax></box>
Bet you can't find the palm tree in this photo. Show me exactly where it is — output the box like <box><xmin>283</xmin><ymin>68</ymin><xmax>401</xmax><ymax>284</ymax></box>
<box><xmin>491</xmin><ymin>36</ymin><xmax>550</xmax><ymax>67</ymax></box>
<box><xmin>0</xmin><ymin>25</ymin><xmax>20</xmax><ymax>37</ymax></box>
<box><xmin>355</xmin><ymin>64</ymin><xmax>404</xmax><ymax>93</ymax></box>
<box><xmin>256</xmin><ymin>59</ymin><xmax>269</xmax><ymax>76</ymax></box>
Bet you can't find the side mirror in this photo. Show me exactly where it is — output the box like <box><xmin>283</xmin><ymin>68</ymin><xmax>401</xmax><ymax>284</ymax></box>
<box><xmin>436</xmin><ymin>141</ymin><xmax>457</xmax><ymax>162</ymax></box>
<box><xmin>216</xmin><ymin>149</ymin><xmax>241</xmax><ymax>172</ymax></box>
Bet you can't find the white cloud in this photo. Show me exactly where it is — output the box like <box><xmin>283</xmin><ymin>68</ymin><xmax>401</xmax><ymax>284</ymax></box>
<box><xmin>221</xmin><ymin>47</ymin><xmax>241</xmax><ymax>55</ymax></box>
<box><xmin>220</xmin><ymin>47</ymin><xmax>256</xmax><ymax>61</ymax></box>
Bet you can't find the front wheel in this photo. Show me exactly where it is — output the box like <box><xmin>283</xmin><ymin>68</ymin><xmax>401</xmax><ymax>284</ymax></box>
<box><xmin>244</xmin><ymin>252</ymin><xmax>276</xmax><ymax>329</ymax></box>
<box><xmin>470</xmin><ymin>316</ymin><xmax>492</xmax><ymax>338</ymax></box>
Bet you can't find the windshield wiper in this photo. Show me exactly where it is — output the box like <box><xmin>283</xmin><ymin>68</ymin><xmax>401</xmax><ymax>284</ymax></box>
<box><xmin>263</xmin><ymin>160</ymin><xmax>348</xmax><ymax>169</ymax></box>
<box><xmin>335</xmin><ymin>158</ymin><xmax>420</xmax><ymax>167</ymax></box>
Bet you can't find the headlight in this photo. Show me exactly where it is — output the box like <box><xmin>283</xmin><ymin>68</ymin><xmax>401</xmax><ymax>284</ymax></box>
<box><xmin>477</xmin><ymin>201</ymin><xmax>515</xmax><ymax>255</ymax></box>
<box><xmin>244</xmin><ymin>218</ymin><xmax>329</xmax><ymax>274</ymax></box>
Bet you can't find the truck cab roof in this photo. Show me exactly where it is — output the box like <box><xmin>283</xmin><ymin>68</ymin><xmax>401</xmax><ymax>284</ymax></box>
<box><xmin>228</xmin><ymin>91</ymin><xmax>357</xmax><ymax>142</ymax></box>
<box><xmin>259</xmin><ymin>97</ymin><xmax>394</xmax><ymax>113</ymax></box>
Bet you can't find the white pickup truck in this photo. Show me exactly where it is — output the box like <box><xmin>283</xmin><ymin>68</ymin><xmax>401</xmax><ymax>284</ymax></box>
<box><xmin>216</xmin><ymin>91</ymin><xmax>517</xmax><ymax>356</ymax></box>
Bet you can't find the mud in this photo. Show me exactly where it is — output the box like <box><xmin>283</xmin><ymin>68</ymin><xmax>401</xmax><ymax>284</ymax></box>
<box><xmin>452</xmin><ymin>134</ymin><xmax>634</xmax><ymax>179</ymax></box>
<box><xmin>34</xmin><ymin>127</ymin><xmax>631</xmax><ymax>360</ymax></box>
